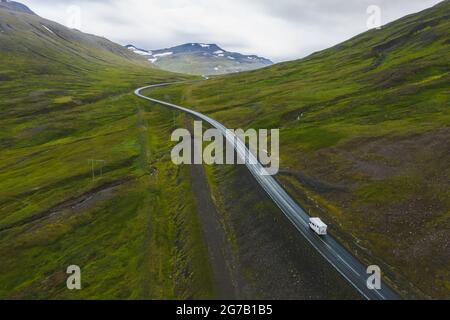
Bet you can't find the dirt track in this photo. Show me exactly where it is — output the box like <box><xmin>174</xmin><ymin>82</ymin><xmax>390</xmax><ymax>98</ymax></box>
<box><xmin>186</xmin><ymin>118</ymin><xmax>237</xmax><ymax>299</ymax></box>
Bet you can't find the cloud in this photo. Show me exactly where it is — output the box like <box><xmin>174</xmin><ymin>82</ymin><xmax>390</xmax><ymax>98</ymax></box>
<box><xmin>20</xmin><ymin>0</ymin><xmax>443</xmax><ymax>62</ymax></box>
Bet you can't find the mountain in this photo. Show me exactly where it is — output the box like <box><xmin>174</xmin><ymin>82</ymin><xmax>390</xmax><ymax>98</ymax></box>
<box><xmin>126</xmin><ymin>43</ymin><xmax>273</xmax><ymax>75</ymax></box>
<box><xmin>0</xmin><ymin>3</ymin><xmax>157</xmax><ymax>76</ymax></box>
<box><xmin>146</xmin><ymin>1</ymin><xmax>450</xmax><ymax>299</ymax></box>
<box><xmin>0</xmin><ymin>0</ymin><xmax>184</xmax><ymax>103</ymax></box>
<box><xmin>0</xmin><ymin>0</ymin><xmax>35</xmax><ymax>15</ymax></box>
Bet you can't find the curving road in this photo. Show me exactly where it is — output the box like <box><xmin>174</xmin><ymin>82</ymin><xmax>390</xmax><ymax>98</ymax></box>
<box><xmin>135</xmin><ymin>83</ymin><xmax>400</xmax><ymax>300</ymax></box>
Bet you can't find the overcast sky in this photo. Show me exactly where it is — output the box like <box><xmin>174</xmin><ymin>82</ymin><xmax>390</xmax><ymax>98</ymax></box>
<box><xmin>21</xmin><ymin>0</ymin><xmax>443</xmax><ymax>62</ymax></box>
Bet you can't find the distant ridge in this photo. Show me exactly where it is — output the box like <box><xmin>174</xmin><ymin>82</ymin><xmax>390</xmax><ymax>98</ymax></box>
<box><xmin>126</xmin><ymin>42</ymin><xmax>273</xmax><ymax>75</ymax></box>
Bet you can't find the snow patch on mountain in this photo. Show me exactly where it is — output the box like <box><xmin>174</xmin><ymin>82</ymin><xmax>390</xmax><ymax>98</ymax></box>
<box><xmin>41</xmin><ymin>25</ymin><xmax>54</xmax><ymax>35</ymax></box>
<box><xmin>153</xmin><ymin>52</ymin><xmax>173</xmax><ymax>57</ymax></box>
<box><xmin>126</xmin><ymin>45</ymin><xmax>152</xmax><ymax>56</ymax></box>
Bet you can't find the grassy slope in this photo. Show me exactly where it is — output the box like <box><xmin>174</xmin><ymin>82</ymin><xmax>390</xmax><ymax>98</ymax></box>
<box><xmin>146</xmin><ymin>1</ymin><xmax>450</xmax><ymax>298</ymax></box>
<box><xmin>0</xmin><ymin>8</ymin><xmax>215</xmax><ymax>299</ymax></box>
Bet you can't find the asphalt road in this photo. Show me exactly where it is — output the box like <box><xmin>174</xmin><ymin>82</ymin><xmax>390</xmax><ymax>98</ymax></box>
<box><xmin>135</xmin><ymin>83</ymin><xmax>400</xmax><ymax>300</ymax></box>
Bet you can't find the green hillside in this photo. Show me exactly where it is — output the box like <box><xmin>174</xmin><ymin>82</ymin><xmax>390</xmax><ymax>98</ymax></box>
<box><xmin>0</xmin><ymin>6</ymin><xmax>218</xmax><ymax>299</ymax></box>
<box><xmin>146</xmin><ymin>1</ymin><xmax>450</xmax><ymax>298</ymax></box>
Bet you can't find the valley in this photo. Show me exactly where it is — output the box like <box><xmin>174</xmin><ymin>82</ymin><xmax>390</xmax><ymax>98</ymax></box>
<box><xmin>0</xmin><ymin>0</ymin><xmax>448</xmax><ymax>300</ymax></box>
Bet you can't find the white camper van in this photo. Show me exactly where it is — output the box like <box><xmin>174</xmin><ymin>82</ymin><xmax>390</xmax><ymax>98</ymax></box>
<box><xmin>309</xmin><ymin>218</ymin><xmax>327</xmax><ymax>236</ymax></box>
